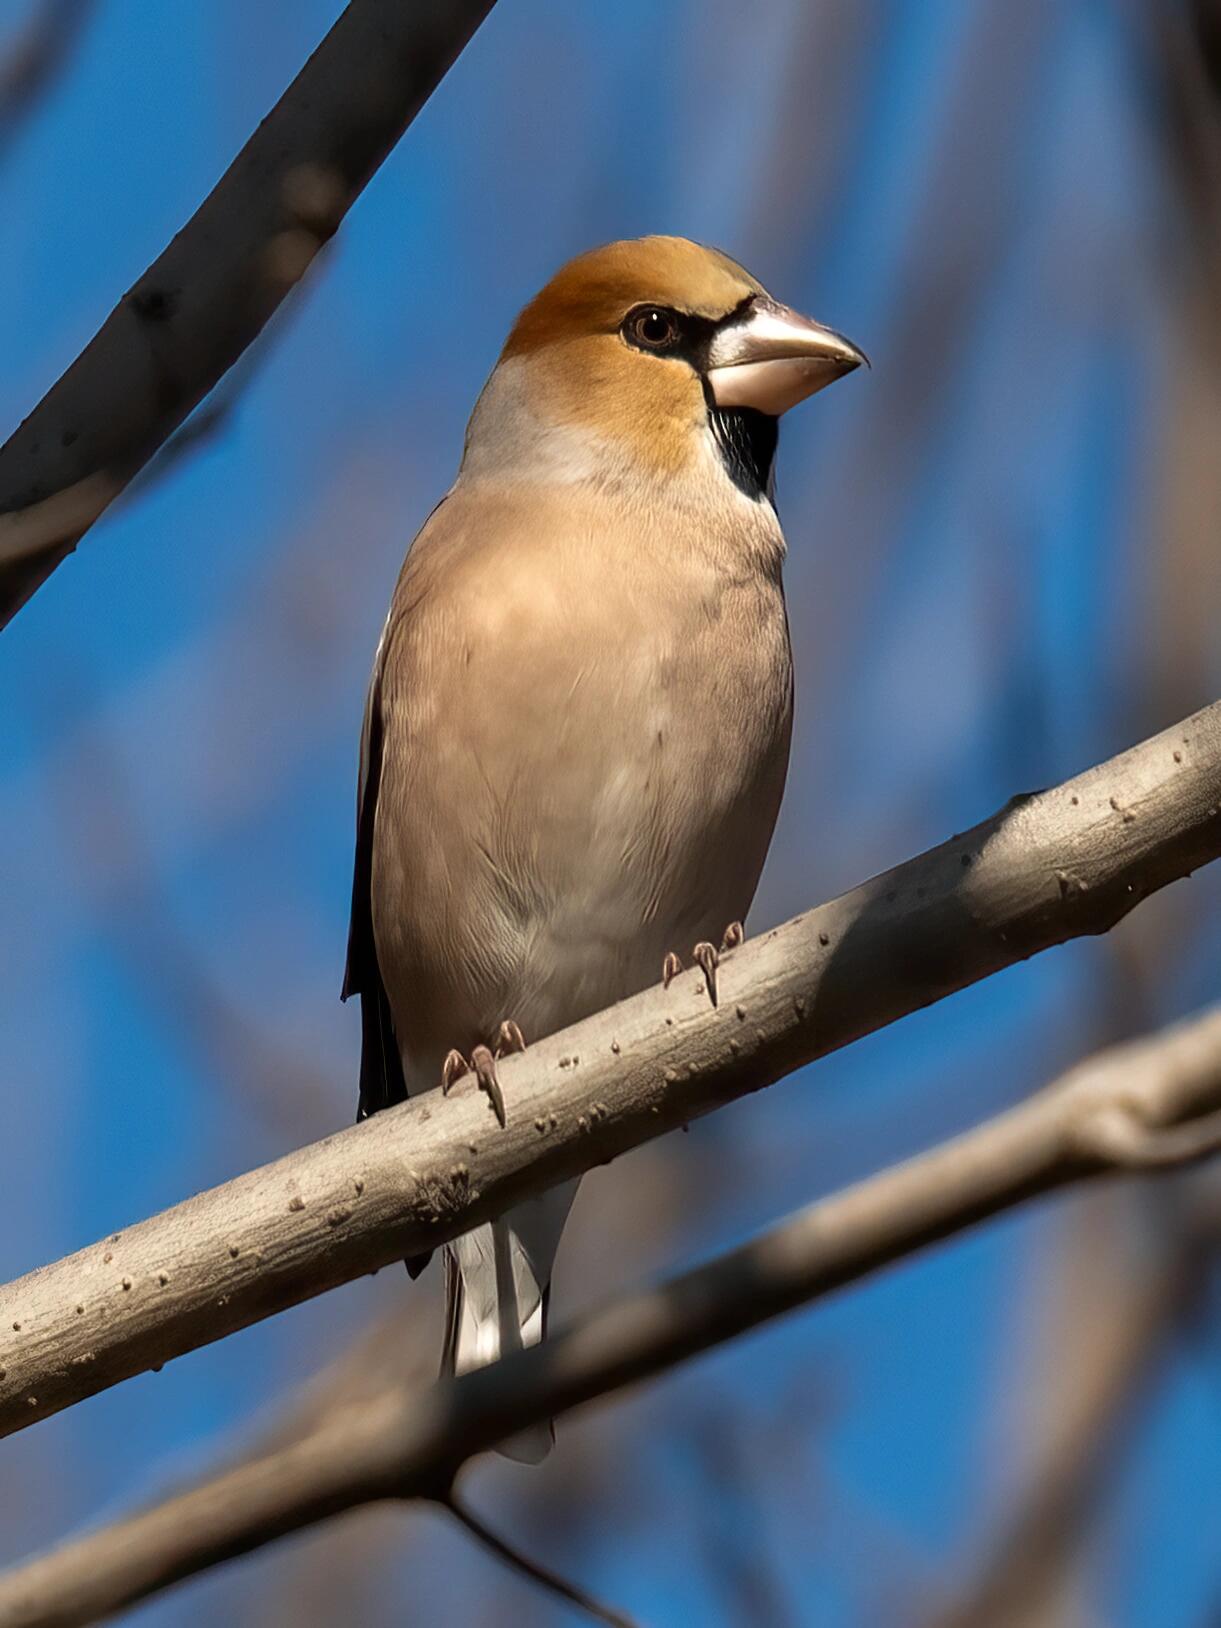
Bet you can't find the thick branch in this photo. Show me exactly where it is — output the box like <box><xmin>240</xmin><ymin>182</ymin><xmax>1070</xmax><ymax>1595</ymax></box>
<box><xmin>0</xmin><ymin>0</ymin><xmax>497</xmax><ymax>627</ymax></box>
<box><xmin>0</xmin><ymin>700</ymin><xmax>1219</xmax><ymax>1442</ymax></box>
<box><xmin>2</xmin><ymin>1007</ymin><xmax>1220</xmax><ymax>1628</ymax></box>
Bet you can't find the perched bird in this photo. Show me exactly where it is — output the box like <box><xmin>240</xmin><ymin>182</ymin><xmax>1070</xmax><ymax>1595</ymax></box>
<box><xmin>343</xmin><ymin>236</ymin><xmax>863</xmax><ymax>1459</ymax></box>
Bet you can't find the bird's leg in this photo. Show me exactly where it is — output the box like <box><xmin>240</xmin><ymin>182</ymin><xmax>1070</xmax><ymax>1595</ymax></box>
<box><xmin>692</xmin><ymin>922</ymin><xmax>746</xmax><ymax>1007</ymax></box>
<box><xmin>662</xmin><ymin>951</ymin><xmax>683</xmax><ymax>988</ymax></box>
<box><xmin>471</xmin><ymin>1045</ymin><xmax>508</xmax><ymax>1128</ymax></box>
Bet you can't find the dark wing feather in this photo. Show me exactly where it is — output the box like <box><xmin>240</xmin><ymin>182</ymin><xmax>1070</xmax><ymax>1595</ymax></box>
<box><xmin>342</xmin><ymin>660</ymin><xmax>409</xmax><ymax>1122</ymax></box>
<box><xmin>344</xmin><ymin>663</ymin><xmax>430</xmax><ymax>1281</ymax></box>
<box><xmin>346</xmin><ymin>499</ymin><xmax>454</xmax><ymax>1278</ymax></box>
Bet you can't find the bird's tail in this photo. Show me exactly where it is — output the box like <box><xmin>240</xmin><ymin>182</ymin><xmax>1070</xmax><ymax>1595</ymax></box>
<box><xmin>442</xmin><ymin>1179</ymin><xmax>579</xmax><ymax>1464</ymax></box>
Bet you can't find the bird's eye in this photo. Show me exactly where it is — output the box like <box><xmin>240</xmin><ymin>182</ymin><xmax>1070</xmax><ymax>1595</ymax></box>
<box><xmin>626</xmin><ymin>306</ymin><xmax>679</xmax><ymax>350</ymax></box>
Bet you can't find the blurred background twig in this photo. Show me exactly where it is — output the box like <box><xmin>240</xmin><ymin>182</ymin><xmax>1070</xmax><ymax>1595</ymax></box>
<box><xmin>0</xmin><ymin>0</ymin><xmax>93</xmax><ymax>164</ymax></box>
<box><xmin>1</xmin><ymin>1</ymin><xmax>1218</xmax><ymax>1624</ymax></box>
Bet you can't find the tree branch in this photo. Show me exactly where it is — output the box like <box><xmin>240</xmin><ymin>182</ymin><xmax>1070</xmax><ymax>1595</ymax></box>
<box><xmin>924</xmin><ymin>1214</ymin><xmax>1210</xmax><ymax>1628</ymax></box>
<box><xmin>0</xmin><ymin>0</ymin><xmax>497</xmax><ymax>628</ymax></box>
<box><xmin>2</xmin><ymin>1005</ymin><xmax>1220</xmax><ymax>1628</ymax></box>
<box><xmin>0</xmin><ymin>700</ymin><xmax>1219</xmax><ymax>1443</ymax></box>
<box><xmin>0</xmin><ymin>0</ymin><xmax>94</xmax><ymax>164</ymax></box>
<box><xmin>442</xmin><ymin>1493</ymin><xmax>642</xmax><ymax>1628</ymax></box>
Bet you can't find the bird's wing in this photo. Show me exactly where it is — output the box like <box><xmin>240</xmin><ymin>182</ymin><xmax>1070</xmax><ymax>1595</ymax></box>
<box><xmin>344</xmin><ymin>637</ymin><xmax>434</xmax><ymax>1280</ymax></box>
<box><xmin>342</xmin><ymin>622</ymin><xmax>409</xmax><ymax>1122</ymax></box>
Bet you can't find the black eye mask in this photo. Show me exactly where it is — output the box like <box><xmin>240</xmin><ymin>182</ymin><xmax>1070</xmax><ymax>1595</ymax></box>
<box><xmin>620</xmin><ymin>298</ymin><xmax>778</xmax><ymax>501</ymax></box>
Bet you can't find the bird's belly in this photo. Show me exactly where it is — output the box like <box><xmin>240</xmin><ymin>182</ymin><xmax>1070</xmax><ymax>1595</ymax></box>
<box><xmin>508</xmin><ymin>756</ymin><xmax>765</xmax><ymax>1034</ymax></box>
<box><xmin>374</xmin><ymin>572</ymin><xmax>792</xmax><ymax>1087</ymax></box>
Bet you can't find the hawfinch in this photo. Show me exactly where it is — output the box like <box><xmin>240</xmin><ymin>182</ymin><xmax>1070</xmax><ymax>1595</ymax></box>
<box><xmin>343</xmin><ymin>236</ymin><xmax>863</xmax><ymax>1459</ymax></box>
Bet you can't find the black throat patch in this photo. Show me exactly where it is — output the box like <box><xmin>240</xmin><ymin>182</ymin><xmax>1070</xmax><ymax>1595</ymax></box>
<box><xmin>619</xmin><ymin>299</ymin><xmax>780</xmax><ymax>502</ymax></box>
<box><xmin>707</xmin><ymin>403</ymin><xmax>779</xmax><ymax>502</ymax></box>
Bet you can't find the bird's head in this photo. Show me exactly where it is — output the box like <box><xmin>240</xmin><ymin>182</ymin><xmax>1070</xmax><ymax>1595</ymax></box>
<box><xmin>462</xmin><ymin>236</ymin><xmax>865</xmax><ymax>500</ymax></box>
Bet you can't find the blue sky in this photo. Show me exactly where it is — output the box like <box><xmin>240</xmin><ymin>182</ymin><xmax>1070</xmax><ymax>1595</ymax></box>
<box><xmin>1</xmin><ymin>3</ymin><xmax>1218</xmax><ymax>1624</ymax></box>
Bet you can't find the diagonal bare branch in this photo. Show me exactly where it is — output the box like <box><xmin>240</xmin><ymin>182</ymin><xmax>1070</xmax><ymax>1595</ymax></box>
<box><xmin>1</xmin><ymin>1004</ymin><xmax>1219</xmax><ymax>1628</ymax></box>
<box><xmin>0</xmin><ymin>699</ymin><xmax>1218</xmax><ymax>1444</ymax></box>
<box><xmin>0</xmin><ymin>0</ymin><xmax>497</xmax><ymax>627</ymax></box>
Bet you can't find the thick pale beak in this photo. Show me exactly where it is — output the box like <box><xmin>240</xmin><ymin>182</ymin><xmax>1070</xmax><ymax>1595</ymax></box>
<box><xmin>706</xmin><ymin>296</ymin><xmax>867</xmax><ymax>416</ymax></box>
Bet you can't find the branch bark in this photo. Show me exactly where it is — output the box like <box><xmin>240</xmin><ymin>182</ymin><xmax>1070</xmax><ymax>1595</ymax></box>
<box><xmin>2</xmin><ymin>1006</ymin><xmax>1220</xmax><ymax>1628</ymax></box>
<box><xmin>0</xmin><ymin>0</ymin><xmax>497</xmax><ymax>628</ymax></box>
<box><xmin>0</xmin><ymin>700</ymin><xmax>1219</xmax><ymax>1442</ymax></box>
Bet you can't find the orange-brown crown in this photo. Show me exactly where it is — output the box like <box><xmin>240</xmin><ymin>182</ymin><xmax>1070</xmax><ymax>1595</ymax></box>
<box><xmin>487</xmin><ymin>238</ymin><xmax>765</xmax><ymax>475</ymax></box>
<box><xmin>502</xmin><ymin>236</ymin><xmax>762</xmax><ymax>360</ymax></box>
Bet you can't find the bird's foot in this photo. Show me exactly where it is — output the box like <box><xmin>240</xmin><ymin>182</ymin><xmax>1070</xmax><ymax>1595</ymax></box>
<box><xmin>439</xmin><ymin>1046</ymin><xmax>500</xmax><ymax>1127</ymax></box>
<box><xmin>692</xmin><ymin>941</ymin><xmax>720</xmax><ymax>1005</ymax></box>
<box><xmin>438</xmin><ymin>1021</ymin><xmax>523</xmax><ymax>1128</ymax></box>
<box><xmin>494</xmin><ymin>1019</ymin><xmax>526</xmax><ymax>1058</ymax></box>
<box><xmin>676</xmin><ymin>922</ymin><xmax>746</xmax><ymax>1007</ymax></box>
<box><xmin>441</xmin><ymin>1049</ymin><xmax>468</xmax><ymax>1093</ymax></box>
<box><xmin>471</xmin><ymin>1046</ymin><xmax>507</xmax><ymax>1128</ymax></box>
<box><xmin>475</xmin><ymin>1019</ymin><xmax>528</xmax><ymax>1127</ymax></box>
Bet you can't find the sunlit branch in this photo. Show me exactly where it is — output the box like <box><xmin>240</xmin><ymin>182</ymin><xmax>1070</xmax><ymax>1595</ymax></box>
<box><xmin>0</xmin><ymin>699</ymin><xmax>1218</xmax><ymax>1443</ymax></box>
<box><xmin>1</xmin><ymin>1004</ymin><xmax>1219</xmax><ymax>1628</ymax></box>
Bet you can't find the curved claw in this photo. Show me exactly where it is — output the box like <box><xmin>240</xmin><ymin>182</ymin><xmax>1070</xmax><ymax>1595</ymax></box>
<box><xmin>472</xmin><ymin>1043</ymin><xmax>507</xmax><ymax>1127</ymax></box>
<box><xmin>494</xmin><ymin>1018</ymin><xmax>526</xmax><ymax>1057</ymax></box>
<box><xmin>693</xmin><ymin>941</ymin><xmax>720</xmax><ymax>1006</ymax></box>
<box><xmin>662</xmin><ymin>951</ymin><xmax>683</xmax><ymax>989</ymax></box>
<box><xmin>721</xmin><ymin>920</ymin><xmax>744</xmax><ymax>951</ymax></box>
<box><xmin>441</xmin><ymin>1049</ymin><xmax>468</xmax><ymax>1094</ymax></box>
